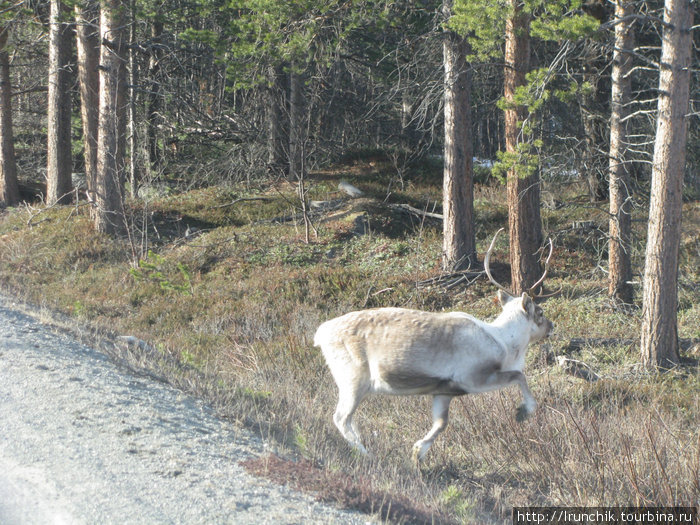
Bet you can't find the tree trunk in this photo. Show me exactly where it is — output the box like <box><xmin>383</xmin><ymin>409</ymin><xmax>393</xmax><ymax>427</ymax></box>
<box><xmin>579</xmin><ymin>0</ymin><xmax>611</xmax><ymax>204</ymax></box>
<box><xmin>442</xmin><ymin>0</ymin><xmax>475</xmax><ymax>272</ymax></box>
<box><xmin>288</xmin><ymin>69</ymin><xmax>304</xmax><ymax>181</ymax></box>
<box><xmin>504</xmin><ymin>0</ymin><xmax>542</xmax><ymax>294</ymax></box>
<box><xmin>0</xmin><ymin>26</ymin><xmax>19</xmax><ymax>207</ymax></box>
<box><xmin>581</xmin><ymin>43</ymin><xmax>608</xmax><ymax>203</ymax></box>
<box><xmin>608</xmin><ymin>0</ymin><xmax>635</xmax><ymax>304</ymax></box>
<box><xmin>640</xmin><ymin>0</ymin><xmax>693</xmax><ymax>368</ymax></box>
<box><xmin>75</xmin><ymin>0</ymin><xmax>100</xmax><ymax>207</ymax></box>
<box><xmin>267</xmin><ymin>65</ymin><xmax>287</xmax><ymax>177</ymax></box>
<box><xmin>47</xmin><ymin>0</ymin><xmax>73</xmax><ymax>205</ymax></box>
<box><xmin>94</xmin><ymin>0</ymin><xmax>127</xmax><ymax>235</ymax></box>
<box><xmin>128</xmin><ymin>0</ymin><xmax>138</xmax><ymax>197</ymax></box>
<box><xmin>147</xmin><ymin>19</ymin><xmax>163</xmax><ymax>176</ymax></box>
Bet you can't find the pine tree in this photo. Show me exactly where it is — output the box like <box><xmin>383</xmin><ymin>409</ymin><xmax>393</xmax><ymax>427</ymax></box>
<box><xmin>608</xmin><ymin>0</ymin><xmax>635</xmax><ymax>305</ymax></box>
<box><xmin>442</xmin><ymin>0</ymin><xmax>475</xmax><ymax>271</ymax></box>
<box><xmin>451</xmin><ymin>0</ymin><xmax>598</xmax><ymax>293</ymax></box>
<box><xmin>0</xmin><ymin>24</ymin><xmax>19</xmax><ymax>207</ymax></box>
<box><xmin>75</xmin><ymin>0</ymin><xmax>100</xmax><ymax>207</ymax></box>
<box><xmin>47</xmin><ymin>0</ymin><xmax>73</xmax><ymax>205</ymax></box>
<box><xmin>94</xmin><ymin>0</ymin><xmax>128</xmax><ymax>234</ymax></box>
<box><xmin>640</xmin><ymin>0</ymin><xmax>693</xmax><ymax>368</ymax></box>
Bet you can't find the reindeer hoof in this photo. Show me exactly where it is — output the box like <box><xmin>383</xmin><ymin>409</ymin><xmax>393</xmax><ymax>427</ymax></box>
<box><xmin>412</xmin><ymin>448</ymin><xmax>421</xmax><ymax>466</ymax></box>
<box><xmin>516</xmin><ymin>404</ymin><xmax>533</xmax><ymax>422</ymax></box>
<box><xmin>351</xmin><ymin>443</ymin><xmax>369</xmax><ymax>457</ymax></box>
<box><xmin>412</xmin><ymin>442</ymin><xmax>428</xmax><ymax>465</ymax></box>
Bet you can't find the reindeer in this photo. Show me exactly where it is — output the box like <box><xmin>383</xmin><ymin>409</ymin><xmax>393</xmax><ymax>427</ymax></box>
<box><xmin>314</xmin><ymin>228</ymin><xmax>555</xmax><ymax>462</ymax></box>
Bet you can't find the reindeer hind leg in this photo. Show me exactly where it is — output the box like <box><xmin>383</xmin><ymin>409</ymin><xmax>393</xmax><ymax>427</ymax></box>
<box><xmin>333</xmin><ymin>380</ymin><xmax>369</xmax><ymax>455</ymax></box>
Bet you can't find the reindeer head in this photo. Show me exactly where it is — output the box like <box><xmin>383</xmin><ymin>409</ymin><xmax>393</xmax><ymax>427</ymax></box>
<box><xmin>487</xmin><ymin>229</ymin><xmax>556</xmax><ymax>343</ymax></box>
<box><xmin>496</xmin><ymin>290</ymin><xmax>554</xmax><ymax>343</ymax></box>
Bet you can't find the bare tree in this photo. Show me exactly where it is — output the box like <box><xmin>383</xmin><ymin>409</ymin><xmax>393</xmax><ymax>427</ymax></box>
<box><xmin>640</xmin><ymin>0</ymin><xmax>693</xmax><ymax>368</ymax></box>
<box><xmin>608</xmin><ymin>0</ymin><xmax>635</xmax><ymax>304</ymax></box>
<box><xmin>75</xmin><ymin>0</ymin><xmax>99</xmax><ymax>206</ymax></box>
<box><xmin>46</xmin><ymin>0</ymin><xmax>73</xmax><ymax>205</ymax></box>
<box><xmin>505</xmin><ymin>0</ymin><xmax>542</xmax><ymax>294</ymax></box>
<box><xmin>442</xmin><ymin>0</ymin><xmax>475</xmax><ymax>272</ymax></box>
<box><xmin>94</xmin><ymin>0</ymin><xmax>127</xmax><ymax>234</ymax></box>
<box><xmin>0</xmin><ymin>25</ymin><xmax>19</xmax><ymax>207</ymax></box>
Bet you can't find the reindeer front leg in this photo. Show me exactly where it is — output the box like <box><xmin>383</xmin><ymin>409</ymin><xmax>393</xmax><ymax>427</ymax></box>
<box><xmin>412</xmin><ymin>395</ymin><xmax>453</xmax><ymax>463</ymax></box>
<box><xmin>480</xmin><ymin>369</ymin><xmax>537</xmax><ymax>421</ymax></box>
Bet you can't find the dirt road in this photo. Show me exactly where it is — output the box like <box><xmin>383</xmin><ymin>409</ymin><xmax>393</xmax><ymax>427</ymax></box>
<box><xmin>0</xmin><ymin>295</ymin><xmax>367</xmax><ymax>524</ymax></box>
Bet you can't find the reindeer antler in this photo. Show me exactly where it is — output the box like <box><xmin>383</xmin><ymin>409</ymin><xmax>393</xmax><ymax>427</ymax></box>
<box><xmin>530</xmin><ymin>237</ymin><xmax>562</xmax><ymax>299</ymax></box>
<box><xmin>486</xmin><ymin>229</ymin><xmax>559</xmax><ymax>299</ymax></box>
<box><xmin>528</xmin><ymin>237</ymin><xmax>553</xmax><ymax>295</ymax></box>
<box><xmin>484</xmin><ymin>228</ymin><xmax>512</xmax><ymax>296</ymax></box>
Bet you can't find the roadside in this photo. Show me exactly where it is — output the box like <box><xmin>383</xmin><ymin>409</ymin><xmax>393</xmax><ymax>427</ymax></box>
<box><xmin>0</xmin><ymin>294</ymin><xmax>369</xmax><ymax>525</ymax></box>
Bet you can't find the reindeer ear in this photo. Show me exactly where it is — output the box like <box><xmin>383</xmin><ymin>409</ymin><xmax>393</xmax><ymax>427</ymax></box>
<box><xmin>498</xmin><ymin>289</ymin><xmax>513</xmax><ymax>306</ymax></box>
<box><xmin>521</xmin><ymin>293</ymin><xmax>534</xmax><ymax>315</ymax></box>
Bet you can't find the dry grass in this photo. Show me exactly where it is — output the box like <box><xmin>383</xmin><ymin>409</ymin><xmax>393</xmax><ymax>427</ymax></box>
<box><xmin>1</xmin><ymin>162</ymin><xmax>698</xmax><ymax>523</ymax></box>
<box><xmin>241</xmin><ymin>454</ymin><xmax>453</xmax><ymax>524</ymax></box>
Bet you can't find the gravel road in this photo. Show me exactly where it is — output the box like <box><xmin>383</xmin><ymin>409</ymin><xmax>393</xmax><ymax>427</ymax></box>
<box><xmin>0</xmin><ymin>295</ymin><xmax>368</xmax><ymax>525</ymax></box>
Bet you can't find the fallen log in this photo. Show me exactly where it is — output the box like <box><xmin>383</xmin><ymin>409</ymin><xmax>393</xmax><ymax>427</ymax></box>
<box><xmin>561</xmin><ymin>337</ymin><xmax>699</xmax><ymax>354</ymax></box>
<box><xmin>388</xmin><ymin>203</ymin><xmax>443</xmax><ymax>221</ymax></box>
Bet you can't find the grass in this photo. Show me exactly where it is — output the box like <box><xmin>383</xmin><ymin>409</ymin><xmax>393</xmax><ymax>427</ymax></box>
<box><xmin>1</xmin><ymin>160</ymin><xmax>698</xmax><ymax>523</ymax></box>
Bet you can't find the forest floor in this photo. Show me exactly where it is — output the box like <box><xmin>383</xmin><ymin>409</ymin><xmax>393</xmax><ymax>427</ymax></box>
<box><xmin>1</xmin><ymin>157</ymin><xmax>699</xmax><ymax>524</ymax></box>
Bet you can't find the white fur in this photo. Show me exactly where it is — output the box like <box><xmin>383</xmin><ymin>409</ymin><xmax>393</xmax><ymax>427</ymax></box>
<box><xmin>314</xmin><ymin>291</ymin><xmax>553</xmax><ymax>462</ymax></box>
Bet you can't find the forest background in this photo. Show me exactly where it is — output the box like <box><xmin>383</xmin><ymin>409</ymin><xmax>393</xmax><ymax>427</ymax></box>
<box><xmin>0</xmin><ymin>0</ymin><xmax>699</xmax><ymax>523</ymax></box>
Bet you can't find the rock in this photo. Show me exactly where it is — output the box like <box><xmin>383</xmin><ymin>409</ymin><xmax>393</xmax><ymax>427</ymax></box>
<box><xmin>338</xmin><ymin>181</ymin><xmax>364</xmax><ymax>198</ymax></box>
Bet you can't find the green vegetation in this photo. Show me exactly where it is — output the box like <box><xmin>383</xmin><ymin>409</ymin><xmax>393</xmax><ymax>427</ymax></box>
<box><xmin>1</xmin><ymin>160</ymin><xmax>698</xmax><ymax>523</ymax></box>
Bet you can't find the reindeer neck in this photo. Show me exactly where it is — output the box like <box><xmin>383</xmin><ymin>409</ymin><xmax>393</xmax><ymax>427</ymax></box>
<box><xmin>489</xmin><ymin>311</ymin><xmax>531</xmax><ymax>356</ymax></box>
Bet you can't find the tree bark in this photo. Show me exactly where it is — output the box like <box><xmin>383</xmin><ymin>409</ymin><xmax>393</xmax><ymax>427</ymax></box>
<box><xmin>94</xmin><ymin>0</ymin><xmax>127</xmax><ymax>235</ymax></box>
<box><xmin>640</xmin><ymin>0</ymin><xmax>693</xmax><ymax>368</ymax></box>
<box><xmin>442</xmin><ymin>0</ymin><xmax>475</xmax><ymax>272</ymax></box>
<box><xmin>147</xmin><ymin>18</ymin><xmax>163</xmax><ymax>176</ymax></box>
<box><xmin>47</xmin><ymin>0</ymin><xmax>74</xmax><ymax>205</ymax></box>
<box><xmin>128</xmin><ymin>0</ymin><xmax>138</xmax><ymax>197</ymax></box>
<box><xmin>608</xmin><ymin>0</ymin><xmax>635</xmax><ymax>304</ymax></box>
<box><xmin>0</xmin><ymin>26</ymin><xmax>19</xmax><ymax>207</ymax></box>
<box><xmin>75</xmin><ymin>0</ymin><xmax>100</xmax><ymax>207</ymax></box>
<box><xmin>504</xmin><ymin>0</ymin><xmax>542</xmax><ymax>294</ymax></box>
